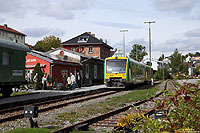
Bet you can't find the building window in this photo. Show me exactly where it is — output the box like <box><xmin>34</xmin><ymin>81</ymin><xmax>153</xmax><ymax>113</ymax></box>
<box><xmin>86</xmin><ymin>64</ymin><xmax>89</xmax><ymax>79</ymax></box>
<box><xmin>2</xmin><ymin>32</ymin><xmax>4</xmax><ymax>36</ymax></box>
<box><xmin>21</xmin><ymin>36</ymin><xmax>23</xmax><ymax>40</ymax></box>
<box><xmin>5</xmin><ymin>32</ymin><xmax>8</xmax><ymax>37</ymax></box>
<box><xmin>89</xmin><ymin>46</ymin><xmax>93</xmax><ymax>53</ymax></box>
<box><xmin>94</xmin><ymin>65</ymin><xmax>97</xmax><ymax>78</ymax></box>
<box><xmin>2</xmin><ymin>52</ymin><xmax>9</xmax><ymax>65</ymax></box>
<box><xmin>72</xmin><ymin>47</ymin><xmax>76</xmax><ymax>51</ymax></box>
<box><xmin>78</xmin><ymin>36</ymin><xmax>89</xmax><ymax>43</ymax></box>
<box><xmin>14</xmin><ymin>35</ymin><xmax>16</xmax><ymax>38</ymax></box>
<box><xmin>10</xmin><ymin>37</ymin><xmax>13</xmax><ymax>41</ymax></box>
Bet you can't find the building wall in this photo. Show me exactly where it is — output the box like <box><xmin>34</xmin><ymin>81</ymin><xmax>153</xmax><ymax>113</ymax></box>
<box><xmin>52</xmin><ymin>63</ymin><xmax>80</xmax><ymax>83</ymax></box>
<box><xmin>0</xmin><ymin>30</ymin><xmax>25</xmax><ymax>44</ymax></box>
<box><xmin>100</xmin><ymin>45</ymin><xmax>111</xmax><ymax>59</ymax></box>
<box><xmin>25</xmin><ymin>53</ymin><xmax>51</xmax><ymax>79</ymax></box>
<box><xmin>63</xmin><ymin>44</ymin><xmax>111</xmax><ymax>59</ymax></box>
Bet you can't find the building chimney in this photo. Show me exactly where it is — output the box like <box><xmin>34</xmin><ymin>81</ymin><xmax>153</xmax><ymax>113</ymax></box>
<box><xmin>4</xmin><ymin>24</ymin><xmax>7</xmax><ymax>28</ymax></box>
<box><xmin>87</xmin><ymin>32</ymin><xmax>91</xmax><ymax>34</ymax></box>
<box><xmin>92</xmin><ymin>34</ymin><xmax>95</xmax><ymax>37</ymax></box>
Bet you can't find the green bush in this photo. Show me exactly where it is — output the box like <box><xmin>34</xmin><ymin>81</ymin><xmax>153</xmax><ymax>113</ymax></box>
<box><xmin>115</xmin><ymin>83</ymin><xmax>200</xmax><ymax>132</ymax></box>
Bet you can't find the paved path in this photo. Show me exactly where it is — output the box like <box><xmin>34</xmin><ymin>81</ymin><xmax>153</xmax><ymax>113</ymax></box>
<box><xmin>176</xmin><ymin>79</ymin><xmax>200</xmax><ymax>85</ymax></box>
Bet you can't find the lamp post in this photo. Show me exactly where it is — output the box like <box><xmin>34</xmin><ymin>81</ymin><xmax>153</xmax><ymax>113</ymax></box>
<box><xmin>144</xmin><ymin>21</ymin><xmax>155</xmax><ymax>85</ymax></box>
<box><xmin>120</xmin><ymin>30</ymin><xmax>128</xmax><ymax>57</ymax></box>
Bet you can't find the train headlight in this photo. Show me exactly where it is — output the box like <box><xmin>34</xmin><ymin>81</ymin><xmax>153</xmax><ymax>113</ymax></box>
<box><xmin>123</xmin><ymin>74</ymin><xmax>125</xmax><ymax>77</ymax></box>
<box><xmin>107</xmin><ymin>74</ymin><xmax>108</xmax><ymax>77</ymax></box>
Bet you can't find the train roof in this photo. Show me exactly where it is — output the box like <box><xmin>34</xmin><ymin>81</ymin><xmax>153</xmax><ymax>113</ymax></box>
<box><xmin>0</xmin><ymin>38</ymin><xmax>30</xmax><ymax>52</ymax></box>
<box><xmin>105</xmin><ymin>56</ymin><xmax>146</xmax><ymax>66</ymax></box>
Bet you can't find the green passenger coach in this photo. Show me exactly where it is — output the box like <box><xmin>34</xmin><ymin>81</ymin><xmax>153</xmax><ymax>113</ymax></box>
<box><xmin>0</xmin><ymin>38</ymin><xmax>30</xmax><ymax>97</ymax></box>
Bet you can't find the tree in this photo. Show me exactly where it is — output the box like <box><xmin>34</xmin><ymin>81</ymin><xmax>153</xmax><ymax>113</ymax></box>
<box><xmin>169</xmin><ymin>49</ymin><xmax>188</xmax><ymax>75</ymax></box>
<box><xmin>33</xmin><ymin>35</ymin><xmax>62</xmax><ymax>52</ymax></box>
<box><xmin>32</xmin><ymin>63</ymin><xmax>44</xmax><ymax>89</ymax></box>
<box><xmin>154</xmin><ymin>68</ymin><xmax>171</xmax><ymax>80</ymax></box>
<box><xmin>129</xmin><ymin>44</ymin><xmax>147</xmax><ymax>62</ymax></box>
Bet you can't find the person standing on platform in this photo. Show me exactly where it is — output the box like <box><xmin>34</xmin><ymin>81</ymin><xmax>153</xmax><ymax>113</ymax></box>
<box><xmin>62</xmin><ymin>74</ymin><xmax>67</xmax><ymax>90</ymax></box>
<box><xmin>33</xmin><ymin>73</ymin><xmax>38</xmax><ymax>90</ymax></box>
<box><xmin>67</xmin><ymin>75</ymin><xmax>71</xmax><ymax>90</ymax></box>
<box><xmin>70</xmin><ymin>72</ymin><xmax>76</xmax><ymax>90</ymax></box>
<box><xmin>76</xmin><ymin>71</ymin><xmax>81</xmax><ymax>88</ymax></box>
<box><xmin>42</xmin><ymin>74</ymin><xmax>47</xmax><ymax>90</ymax></box>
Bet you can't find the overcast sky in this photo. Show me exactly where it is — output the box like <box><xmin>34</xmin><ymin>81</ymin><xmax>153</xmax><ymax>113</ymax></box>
<box><xmin>0</xmin><ymin>0</ymin><xmax>200</xmax><ymax>69</ymax></box>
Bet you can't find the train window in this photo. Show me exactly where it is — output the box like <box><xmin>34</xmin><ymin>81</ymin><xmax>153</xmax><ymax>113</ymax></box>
<box><xmin>2</xmin><ymin>52</ymin><xmax>10</xmax><ymax>65</ymax></box>
<box><xmin>106</xmin><ymin>59</ymin><xmax>126</xmax><ymax>73</ymax></box>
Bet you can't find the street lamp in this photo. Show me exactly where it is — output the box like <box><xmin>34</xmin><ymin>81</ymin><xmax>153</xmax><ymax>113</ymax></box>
<box><xmin>120</xmin><ymin>30</ymin><xmax>128</xmax><ymax>57</ymax></box>
<box><xmin>144</xmin><ymin>21</ymin><xmax>155</xmax><ymax>85</ymax></box>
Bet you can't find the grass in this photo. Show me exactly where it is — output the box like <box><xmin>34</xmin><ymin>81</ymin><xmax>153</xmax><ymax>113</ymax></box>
<box><xmin>5</xmin><ymin>128</ymin><xmax>53</xmax><ymax>133</ymax></box>
<box><xmin>0</xmin><ymin>91</ymin><xmax>32</xmax><ymax>97</ymax></box>
<box><xmin>56</xmin><ymin>84</ymin><xmax>160</xmax><ymax>124</ymax></box>
<box><xmin>56</xmin><ymin>112</ymin><xmax>79</xmax><ymax>123</ymax></box>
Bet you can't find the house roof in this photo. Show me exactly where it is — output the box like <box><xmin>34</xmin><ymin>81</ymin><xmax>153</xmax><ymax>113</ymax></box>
<box><xmin>31</xmin><ymin>50</ymin><xmax>83</xmax><ymax>65</ymax></box>
<box><xmin>61</xmin><ymin>32</ymin><xmax>113</xmax><ymax>49</ymax></box>
<box><xmin>0</xmin><ymin>38</ymin><xmax>30</xmax><ymax>51</ymax></box>
<box><xmin>0</xmin><ymin>24</ymin><xmax>26</xmax><ymax>36</ymax></box>
<box><xmin>46</xmin><ymin>47</ymin><xmax>104</xmax><ymax>62</ymax></box>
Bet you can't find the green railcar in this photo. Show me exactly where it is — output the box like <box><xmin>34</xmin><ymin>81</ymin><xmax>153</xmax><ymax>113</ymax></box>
<box><xmin>104</xmin><ymin>57</ymin><xmax>152</xmax><ymax>87</ymax></box>
<box><xmin>0</xmin><ymin>38</ymin><xmax>30</xmax><ymax>97</ymax></box>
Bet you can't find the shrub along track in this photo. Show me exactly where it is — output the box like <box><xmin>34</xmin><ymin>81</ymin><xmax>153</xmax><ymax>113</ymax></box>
<box><xmin>52</xmin><ymin>81</ymin><xmax>178</xmax><ymax>133</ymax></box>
<box><xmin>0</xmin><ymin>89</ymin><xmax>123</xmax><ymax>124</ymax></box>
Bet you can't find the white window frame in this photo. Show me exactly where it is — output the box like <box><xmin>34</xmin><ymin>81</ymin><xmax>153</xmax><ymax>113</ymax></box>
<box><xmin>94</xmin><ymin>65</ymin><xmax>97</xmax><ymax>79</ymax></box>
<box><xmin>78</xmin><ymin>36</ymin><xmax>89</xmax><ymax>43</ymax></box>
<box><xmin>2</xmin><ymin>52</ymin><xmax>10</xmax><ymax>65</ymax></box>
<box><xmin>88</xmin><ymin>46</ymin><xmax>93</xmax><ymax>53</ymax></box>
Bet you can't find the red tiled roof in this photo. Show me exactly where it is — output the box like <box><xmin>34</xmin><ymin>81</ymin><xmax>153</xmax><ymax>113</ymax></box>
<box><xmin>0</xmin><ymin>24</ymin><xmax>26</xmax><ymax>36</ymax></box>
<box><xmin>25</xmin><ymin>43</ymin><xmax>33</xmax><ymax>50</ymax></box>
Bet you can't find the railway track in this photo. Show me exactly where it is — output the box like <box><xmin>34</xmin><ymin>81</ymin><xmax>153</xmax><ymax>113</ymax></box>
<box><xmin>52</xmin><ymin>81</ymin><xmax>177</xmax><ymax>133</ymax></box>
<box><xmin>0</xmin><ymin>90</ymin><xmax>122</xmax><ymax>124</ymax></box>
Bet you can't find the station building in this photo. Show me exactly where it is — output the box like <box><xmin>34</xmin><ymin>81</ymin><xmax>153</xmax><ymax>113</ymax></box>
<box><xmin>61</xmin><ymin>32</ymin><xmax>113</xmax><ymax>59</ymax></box>
<box><xmin>26</xmin><ymin>48</ymin><xmax>104</xmax><ymax>86</ymax></box>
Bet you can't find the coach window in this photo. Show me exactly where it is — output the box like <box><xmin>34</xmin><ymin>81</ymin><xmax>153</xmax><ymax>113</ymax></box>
<box><xmin>2</xmin><ymin>52</ymin><xmax>10</xmax><ymax>65</ymax></box>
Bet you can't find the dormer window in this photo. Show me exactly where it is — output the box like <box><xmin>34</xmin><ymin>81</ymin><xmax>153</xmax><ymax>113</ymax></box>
<box><xmin>78</xmin><ymin>36</ymin><xmax>89</xmax><ymax>43</ymax></box>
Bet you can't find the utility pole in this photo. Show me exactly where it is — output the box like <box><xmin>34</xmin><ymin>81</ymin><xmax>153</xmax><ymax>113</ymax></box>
<box><xmin>120</xmin><ymin>30</ymin><xmax>128</xmax><ymax>57</ymax></box>
<box><xmin>144</xmin><ymin>21</ymin><xmax>155</xmax><ymax>85</ymax></box>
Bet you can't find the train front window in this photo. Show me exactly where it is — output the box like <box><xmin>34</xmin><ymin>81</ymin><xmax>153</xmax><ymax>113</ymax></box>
<box><xmin>106</xmin><ymin>59</ymin><xmax>126</xmax><ymax>73</ymax></box>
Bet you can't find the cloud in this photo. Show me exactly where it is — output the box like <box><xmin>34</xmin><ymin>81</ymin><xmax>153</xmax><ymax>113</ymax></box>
<box><xmin>23</xmin><ymin>27</ymin><xmax>65</xmax><ymax>38</ymax></box>
<box><xmin>184</xmin><ymin>28</ymin><xmax>200</xmax><ymax>37</ymax></box>
<box><xmin>93</xmin><ymin>21</ymin><xmax>143</xmax><ymax>29</ymax></box>
<box><xmin>111</xmin><ymin>38</ymin><xmax>148</xmax><ymax>56</ymax></box>
<box><xmin>153</xmin><ymin>29</ymin><xmax>200</xmax><ymax>52</ymax></box>
<box><xmin>152</xmin><ymin>0</ymin><xmax>200</xmax><ymax>19</ymax></box>
<box><xmin>0</xmin><ymin>0</ymin><xmax>93</xmax><ymax>20</ymax></box>
<box><xmin>0</xmin><ymin>17</ymin><xmax>5</xmax><ymax>22</ymax></box>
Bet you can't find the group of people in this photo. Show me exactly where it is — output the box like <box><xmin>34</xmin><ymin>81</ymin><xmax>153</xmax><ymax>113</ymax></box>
<box><xmin>62</xmin><ymin>72</ymin><xmax>81</xmax><ymax>91</ymax></box>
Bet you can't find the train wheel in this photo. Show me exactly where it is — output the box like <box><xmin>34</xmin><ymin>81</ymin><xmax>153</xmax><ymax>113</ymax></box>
<box><xmin>2</xmin><ymin>87</ymin><xmax>13</xmax><ymax>97</ymax></box>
